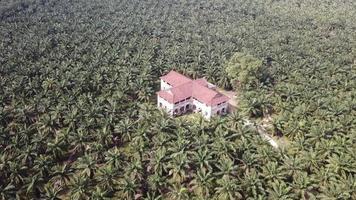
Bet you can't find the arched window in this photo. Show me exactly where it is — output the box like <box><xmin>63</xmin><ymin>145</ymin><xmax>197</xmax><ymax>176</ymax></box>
<box><xmin>180</xmin><ymin>107</ymin><xmax>185</xmax><ymax>112</ymax></box>
<box><xmin>159</xmin><ymin>102</ymin><xmax>162</xmax><ymax>107</ymax></box>
<box><xmin>222</xmin><ymin>108</ymin><xmax>225</xmax><ymax>113</ymax></box>
<box><xmin>174</xmin><ymin>109</ymin><xmax>178</xmax><ymax>114</ymax></box>
<box><xmin>186</xmin><ymin>104</ymin><xmax>190</xmax><ymax>110</ymax></box>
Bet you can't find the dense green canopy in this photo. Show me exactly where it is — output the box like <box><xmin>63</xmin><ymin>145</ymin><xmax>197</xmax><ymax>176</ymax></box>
<box><xmin>0</xmin><ymin>0</ymin><xmax>355</xmax><ymax>199</ymax></box>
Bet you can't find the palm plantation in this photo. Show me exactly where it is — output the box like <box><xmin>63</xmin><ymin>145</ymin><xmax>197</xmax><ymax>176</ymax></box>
<box><xmin>0</xmin><ymin>0</ymin><xmax>355</xmax><ymax>199</ymax></box>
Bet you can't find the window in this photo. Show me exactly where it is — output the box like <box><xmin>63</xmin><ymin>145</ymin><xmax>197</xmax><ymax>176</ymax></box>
<box><xmin>159</xmin><ymin>103</ymin><xmax>162</xmax><ymax>107</ymax></box>
<box><xmin>205</xmin><ymin>112</ymin><xmax>208</xmax><ymax>116</ymax></box>
<box><xmin>174</xmin><ymin>102</ymin><xmax>179</xmax><ymax>105</ymax></box>
<box><xmin>180</xmin><ymin>107</ymin><xmax>185</xmax><ymax>112</ymax></box>
<box><xmin>218</xmin><ymin>101</ymin><xmax>227</xmax><ymax>106</ymax></box>
<box><xmin>217</xmin><ymin>110</ymin><xmax>220</xmax><ymax>115</ymax></box>
<box><xmin>185</xmin><ymin>104</ymin><xmax>189</xmax><ymax>110</ymax></box>
<box><xmin>174</xmin><ymin>109</ymin><xmax>178</xmax><ymax>113</ymax></box>
<box><xmin>186</xmin><ymin>97</ymin><xmax>190</xmax><ymax>100</ymax></box>
<box><xmin>222</xmin><ymin>108</ymin><xmax>225</xmax><ymax>113</ymax></box>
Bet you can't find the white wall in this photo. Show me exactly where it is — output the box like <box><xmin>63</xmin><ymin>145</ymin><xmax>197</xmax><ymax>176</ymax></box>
<box><xmin>193</xmin><ymin>99</ymin><xmax>212</xmax><ymax>119</ymax></box>
<box><xmin>157</xmin><ymin>96</ymin><xmax>174</xmax><ymax>115</ymax></box>
<box><xmin>172</xmin><ymin>98</ymin><xmax>192</xmax><ymax>115</ymax></box>
<box><xmin>211</xmin><ymin>102</ymin><xmax>228</xmax><ymax>117</ymax></box>
<box><xmin>158</xmin><ymin>93</ymin><xmax>228</xmax><ymax>120</ymax></box>
<box><xmin>171</xmin><ymin>98</ymin><xmax>214</xmax><ymax>119</ymax></box>
<box><xmin>160</xmin><ymin>80</ymin><xmax>172</xmax><ymax>90</ymax></box>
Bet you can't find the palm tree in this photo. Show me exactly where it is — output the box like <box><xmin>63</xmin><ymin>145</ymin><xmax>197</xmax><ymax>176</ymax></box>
<box><xmin>50</xmin><ymin>164</ymin><xmax>74</xmax><ymax>188</ymax></box>
<box><xmin>7</xmin><ymin>161</ymin><xmax>25</xmax><ymax>187</ymax></box>
<box><xmin>114</xmin><ymin>118</ymin><xmax>134</xmax><ymax>143</ymax></box>
<box><xmin>261</xmin><ymin>161</ymin><xmax>287</xmax><ymax>183</ymax></box>
<box><xmin>225</xmin><ymin>111</ymin><xmax>244</xmax><ymax>131</ymax></box>
<box><xmin>217</xmin><ymin>70</ymin><xmax>233</xmax><ymax>90</ymax></box>
<box><xmin>281</xmin><ymin>155</ymin><xmax>304</xmax><ymax>178</ymax></box>
<box><xmin>189</xmin><ymin>167</ymin><xmax>214</xmax><ymax>198</ymax></box>
<box><xmin>239</xmin><ymin>169</ymin><xmax>265</xmax><ymax>199</ymax></box>
<box><xmin>125</xmin><ymin>154</ymin><xmax>144</xmax><ymax>182</ymax></box>
<box><xmin>215</xmin><ymin>176</ymin><xmax>242</xmax><ymax>200</ymax></box>
<box><xmin>144</xmin><ymin>192</ymin><xmax>162</xmax><ymax>200</ymax></box>
<box><xmin>166</xmin><ymin>152</ymin><xmax>189</xmax><ymax>184</ymax></box>
<box><xmin>190</xmin><ymin>147</ymin><xmax>213</xmax><ymax>171</ymax></box>
<box><xmin>104</xmin><ymin>147</ymin><xmax>122</xmax><ymax>169</ymax></box>
<box><xmin>46</xmin><ymin>135</ymin><xmax>66</xmax><ymax>160</ymax></box>
<box><xmin>167</xmin><ymin>183</ymin><xmax>190</xmax><ymax>200</ymax></box>
<box><xmin>43</xmin><ymin>184</ymin><xmax>62</xmax><ymax>200</ymax></box>
<box><xmin>150</xmin><ymin>146</ymin><xmax>168</xmax><ymax>176</ymax></box>
<box><xmin>96</xmin><ymin>123</ymin><xmax>113</xmax><ymax>149</ymax></box>
<box><xmin>97</xmin><ymin>165</ymin><xmax>118</xmax><ymax>193</ymax></box>
<box><xmin>76</xmin><ymin>154</ymin><xmax>97</xmax><ymax>179</ymax></box>
<box><xmin>0</xmin><ymin>182</ymin><xmax>16</xmax><ymax>200</ymax></box>
<box><xmin>68</xmin><ymin>129</ymin><xmax>89</xmax><ymax>155</ymax></box>
<box><xmin>33</xmin><ymin>154</ymin><xmax>51</xmax><ymax>179</ymax></box>
<box><xmin>69</xmin><ymin>176</ymin><xmax>90</xmax><ymax>200</ymax></box>
<box><xmin>137</xmin><ymin>86</ymin><xmax>154</xmax><ymax>102</ymax></box>
<box><xmin>325</xmin><ymin>153</ymin><xmax>355</xmax><ymax>174</ymax></box>
<box><xmin>317</xmin><ymin>179</ymin><xmax>354</xmax><ymax>200</ymax></box>
<box><xmin>301</xmin><ymin>149</ymin><xmax>323</xmax><ymax>173</ymax></box>
<box><xmin>291</xmin><ymin>171</ymin><xmax>317</xmax><ymax>200</ymax></box>
<box><xmin>215</xmin><ymin>156</ymin><xmax>238</xmax><ymax>178</ymax></box>
<box><xmin>116</xmin><ymin>176</ymin><xmax>138</xmax><ymax>200</ymax></box>
<box><xmin>18</xmin><ymin>144</ymin><xmax>37</xmax><ymax>166</ymax></box>
<box><xmin>147</xmin><ymin>172</ymin><xmax>167</xmax><ymax>195</ymax></box>
<box><xmin>212</xmin><ymin>135</ymin><xmax>237</xmax><ymax>160</ymax></box>
<box><xmin>266</xmin><ymin>180</ymin><xmax>294</xmax><ymax>200</ymax></box>
<box><xmin>90</xmin><ymin>186</ymin><xmax>110</xmax><ymax>200</ymax></box>
<box><xmin>166</xmin><ymin>132</ymin><xmax>189</xmax><ymax>156</ymax></box>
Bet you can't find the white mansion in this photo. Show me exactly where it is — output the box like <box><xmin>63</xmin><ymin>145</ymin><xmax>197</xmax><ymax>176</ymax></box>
<box><xmin>156</xmin><ymin>70</ymin><xmax>229</xmax><ymax>119</ymax></box>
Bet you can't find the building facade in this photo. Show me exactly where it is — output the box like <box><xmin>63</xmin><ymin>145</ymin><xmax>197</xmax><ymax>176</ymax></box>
<box><xmin>157</xmin><ymin>70</ymin><xmax>229</xmax><ymax>119</ymax></box>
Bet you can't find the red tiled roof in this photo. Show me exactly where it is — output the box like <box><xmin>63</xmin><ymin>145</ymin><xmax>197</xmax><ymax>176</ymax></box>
<box><xmin>192</xmin><ymin>82</ymin><xmax>229</xmax><ymax>106</ymax></box>
<box><xmin>193</xmin><ymin>78</ymin><xmax>209</xmax><ymax>87</ymax></box>
<box><xmin>157</xmin><ymin>70</ymin><xmax>229</xmax><ymax>106</ymax></box>
<box><xmin>160</xmin><ymin>70</ymin><xmax>192</xmax><ymax>87</ymax></box>
<box><xmin>157</xmin><ymin>82</ymin><xmax>193</xmax><ymax>103</ymax></box>
<box><xmin>157</xmin><ymin>90</ymin><xmax>174</xmax><ymax>103</ymax></box>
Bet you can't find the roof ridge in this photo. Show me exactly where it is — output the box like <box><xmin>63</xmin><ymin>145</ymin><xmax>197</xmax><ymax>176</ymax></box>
<box><xmin>158</xmin><ymin>70</ymin><xmax>229</xmax><ymax>106</ymax></box>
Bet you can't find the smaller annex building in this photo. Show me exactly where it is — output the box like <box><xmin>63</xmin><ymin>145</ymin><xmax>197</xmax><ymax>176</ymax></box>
<box><xmin>157</xmin><ymin>70</ymin><xmax>229</xmax><ymax>119</ymax></box>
